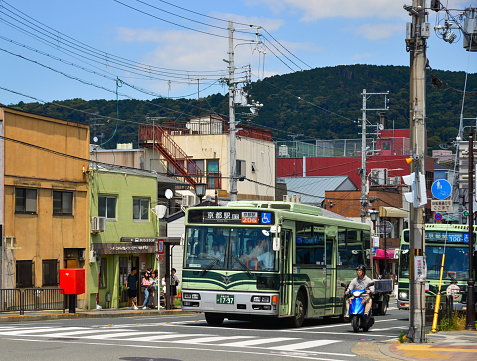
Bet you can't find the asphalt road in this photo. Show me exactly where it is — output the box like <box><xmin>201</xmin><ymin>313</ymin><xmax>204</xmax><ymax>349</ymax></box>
<box><xmin>0</xmin><ymin>304</ymin><xmax>409</xmax><ymax>361</ymax></box>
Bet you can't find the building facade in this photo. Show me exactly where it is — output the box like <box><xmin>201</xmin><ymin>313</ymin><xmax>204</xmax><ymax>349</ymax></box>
<box><xmin>0</xmin><ymin>107</ymin><xmax>90</xmax><ymax>307</ymax></box>
<box><xmin>88</xmin><ymin>168</ymin><xmax>158</xmax><ymax>309</ymax></box>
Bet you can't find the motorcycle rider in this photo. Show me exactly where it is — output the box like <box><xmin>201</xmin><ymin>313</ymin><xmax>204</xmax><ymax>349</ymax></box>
<box><xmin>345</xmin><ymin>264</ymin><xmax>374</xmax><ymax>318</ymax></box>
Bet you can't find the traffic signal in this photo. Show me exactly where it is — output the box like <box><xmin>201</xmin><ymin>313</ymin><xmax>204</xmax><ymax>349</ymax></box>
<box><xmin>464</xmin><ymin>210</ymin><xmax>469</xmax><ymax>217</ymax></box>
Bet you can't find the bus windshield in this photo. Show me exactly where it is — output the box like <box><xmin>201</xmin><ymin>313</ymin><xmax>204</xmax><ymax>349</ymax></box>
<box><xmin>426</xmin><ymin>246</ymin><xmax>469</xmax><ymax>281</ymax></box>
<box><xmin>185</xmin><ymin>226</ymin><xmax>278</xmax><ymax>272</ymax></box>
<box><xmin>399</xmin><ymin>245</ymin><xmax>469</xmax><ymax>281</ymax></box>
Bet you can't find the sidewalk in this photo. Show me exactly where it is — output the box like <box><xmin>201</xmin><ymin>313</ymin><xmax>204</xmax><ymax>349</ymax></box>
<box><xmin>355</xmin><ymin>330</ymin><xmax>477</xmax><ymax>361</ymax></box>
<box><xmin>0</xmin><ymin>307</ymin><xmax>194</xmax><ymax>323</ymax></box>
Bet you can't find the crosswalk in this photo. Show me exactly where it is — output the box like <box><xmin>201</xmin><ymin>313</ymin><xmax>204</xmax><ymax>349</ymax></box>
<box><xmin>0</xmin><ymin>325</ymin><xmax>345</xmax><ymax>354</ymax></box>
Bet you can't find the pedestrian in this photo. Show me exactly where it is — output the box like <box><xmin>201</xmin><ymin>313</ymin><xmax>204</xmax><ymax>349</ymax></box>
<box><xmin>170</xmin><ymin>268</ymin><xmax>180</xmax><ymax>308</ymax></box>
<box><xmin>125</xmin><ymin>267</ymin><xmax>139</xmax><ymax>310</ymax></box>
<box><xmin>141</xmin><ymin>271</ymin><xmax>153</xmax><ymax>309</ymax></box>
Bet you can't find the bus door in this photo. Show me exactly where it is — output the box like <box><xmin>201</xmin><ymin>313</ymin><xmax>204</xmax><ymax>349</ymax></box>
<box><xmin>325</xmin><ymin>226</ymin><xmax>337</xmax><ymax>314</ymax></box>
<box><xmin>279</xmin><ymin>230</ymin><xmax>292</xmax><ymax>316</ymax></box>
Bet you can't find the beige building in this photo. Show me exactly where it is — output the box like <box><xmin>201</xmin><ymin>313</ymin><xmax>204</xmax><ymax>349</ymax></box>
<box><xmin>139</xmin><ymin>114</ymin><xmax>276</xmax><ymax>202</ymax></box>
<box><xmin>0</xmin><ymin>107</ymin><xmax>90</xmax><ymax>307</ymax></box>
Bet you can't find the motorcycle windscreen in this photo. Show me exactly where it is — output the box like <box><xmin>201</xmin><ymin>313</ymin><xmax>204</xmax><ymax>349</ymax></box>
<box><xmin>349</xmin><ymin>297</ymin><xmax>365</xmax><ymax>314</ymax></box>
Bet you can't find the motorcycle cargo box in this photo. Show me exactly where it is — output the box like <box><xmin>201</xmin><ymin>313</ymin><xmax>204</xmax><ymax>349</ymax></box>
<box><xmin>374</xmin><ymin>279</ymin><xmax>393</xmax><ymax>293</ymax></box>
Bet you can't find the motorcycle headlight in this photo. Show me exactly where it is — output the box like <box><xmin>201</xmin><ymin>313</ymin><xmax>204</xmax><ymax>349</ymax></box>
<box><xmin>353</xmin><ymin>291</ymin><xmax>361</xmax><ymax>297</ymax></box>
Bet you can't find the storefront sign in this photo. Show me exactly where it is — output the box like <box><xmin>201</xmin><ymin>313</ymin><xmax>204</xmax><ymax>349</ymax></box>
<box><xmin>120</xmin><ymin>237</ymin><xmax>158</xmax><ymax>243</ymax></box>
<box><xmin>92</xmin><ymin>242</ymin><xmax>156</xmax><ymax>255</ymax></box>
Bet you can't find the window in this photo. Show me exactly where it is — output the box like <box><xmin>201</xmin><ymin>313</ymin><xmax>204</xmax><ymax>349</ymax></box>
<box><xmin>16</xmin><ymin>260</ymin><xmax>34</xmax><ymax>288</ymax></box>
<box><xmin>42</xmin><ymin>260</ymin><xmax>59</xmax><ymax>286</ymax></box>
<box><xmin>99</xmin><ymin>258</ymin><xmax>107</xmax><ymax>288</ymax></box>
<box><xmin>207</xmin><ymin>159</ymin><xmax>220</xmax><ymax>189</ymax></box>
<box><xmin>382</xmin><ymin>141</ymin><xmax>391</xmax><ymax>151</ymax></box>
<box><xmin>133</xmin><ymin>198</ymin><xmax>149</xmax><ymax>221</ymax></box>
<box><xmin>15</xmin><ymin>188</ymin><xmax>37</xmax><ymax>213</ymax></box>
<box><xmin>236</xmin><ymin>160</ymin><xmax>246</xmax><ymax>177</ymax></box>
<box><xmin>98</xmin><ymin>196</ymin><xmax>117</xmax><ymax>220</ymax></box>
<box><xmin>53</xmin><ymin>191</ymin><xmax>73</xmax><ymax>215</ymax></box>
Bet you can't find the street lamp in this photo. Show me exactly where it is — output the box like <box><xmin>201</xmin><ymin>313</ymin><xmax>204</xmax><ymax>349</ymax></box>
<box><xmin>194</xmin><ymin>183</ymin><xmax>207</xmax><ymax>204</ymax></box>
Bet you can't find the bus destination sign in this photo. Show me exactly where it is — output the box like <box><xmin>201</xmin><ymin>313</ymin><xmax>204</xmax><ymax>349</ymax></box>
<box><xmin>188</xmin><ymin>209</ymin><xmax>274</xmax><ymax>225</ymax></box>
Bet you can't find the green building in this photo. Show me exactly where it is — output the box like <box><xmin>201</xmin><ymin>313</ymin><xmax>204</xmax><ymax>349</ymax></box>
<box><xmin>88</xmin><ymin>168</ymin><xmax>158</xmax><ymax>309</ymax></box>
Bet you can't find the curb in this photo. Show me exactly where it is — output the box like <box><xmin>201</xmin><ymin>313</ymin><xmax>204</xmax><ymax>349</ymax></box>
<box><xmin>0</xmin><ymin>310</ymin><xmax>199</xmax><ymax>323</ymax></box>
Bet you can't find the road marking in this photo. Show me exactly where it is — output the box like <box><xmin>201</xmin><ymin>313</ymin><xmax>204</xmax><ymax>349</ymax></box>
<box><xmin>270</xmin><ymin>339</ymin><xmax>340</xmax><ymax>351</ymax></box>
<box><xmin>37</xmin><ymin>328</ymin><xmax>129</xmax><ymax>338</ymax></box>
<box><xmin>0</xmin><ymin>327</ymin><xmax>84</xmax><ymax>335</ymax></box>
<box><xmin>13</xmin><ymin>337</ymin><xmax>351</xmax><ymax>361</ymax></box>
<box><xmin>371</xmin><ymin>326</ymin><xmax>407</xmax><ymax>332</ymax></box>
<box><xmin>173</xmin><ymin>336</ymin><xmax>252</xmax><ymax>344</ymax></box>
<box><xmin>220</xmin><ymin>337</ymin><xmax>297</xmax><ymax>347</ymax></box>
<box><xmin>292</xmin><ymin>331</ymin><xmax>395</xmax><ymax>337</ymax></box>
<box><xmin>127</xmin><ymin>333</ymin><xmax>207</xmax><ymax>341</ymax></box>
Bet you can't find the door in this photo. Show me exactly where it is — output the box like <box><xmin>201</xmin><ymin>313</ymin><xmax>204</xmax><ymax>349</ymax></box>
<box><xmin>325</xmin><ymin>226</ymin><xmax>337</xmax><ymax>314</ymax></box>
<box><xmin>279</xmin><ymin>230</ymin><xmax>292</xmax><ymax>316</ymax></box>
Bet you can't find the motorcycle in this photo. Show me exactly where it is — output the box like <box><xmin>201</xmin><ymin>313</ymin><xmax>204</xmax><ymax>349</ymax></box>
<box><xmin>341</xmin><ymin>282</ymin><xmax>375</xmax><ymax>333</ymax></box>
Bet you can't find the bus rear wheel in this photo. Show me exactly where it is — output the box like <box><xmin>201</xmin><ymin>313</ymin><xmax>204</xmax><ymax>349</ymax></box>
<box><xmin>288</xmin><ymin>291</ymin><xmax>306</xmax><ymax>328</ymax></box>
<box><xmin>205</xmin><ymin>312</ymin><xmax>224</xmax><ymax>326</ymax></box>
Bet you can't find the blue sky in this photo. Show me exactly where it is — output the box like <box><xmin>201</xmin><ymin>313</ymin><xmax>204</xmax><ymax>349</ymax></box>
<box><xmin>0</xmin><ymin>0</ymin><xmax>475</xmax><ymax>106</ymax></box>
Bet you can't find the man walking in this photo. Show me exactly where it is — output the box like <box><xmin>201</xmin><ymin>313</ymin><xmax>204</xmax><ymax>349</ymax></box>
<box><xmin>126</xmin><ymin>267</ymin><xmax>139</xmax><ymax>310</ymax></box>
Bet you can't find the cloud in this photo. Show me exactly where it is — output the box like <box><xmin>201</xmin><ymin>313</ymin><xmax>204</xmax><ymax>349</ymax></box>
<box><xmin>249</xmin><ymin>0</ymin><xmax>408</xmax><ymax>21</ymax></box>
<box><xmin>352</xmin><ymin>52</ymin><xmax>380</xmax><ymax>61</ymax></box>
<box><xmin>352</xmin><ymin>23</ymin><xmax>403</xmax><ymax>41</ymax></box>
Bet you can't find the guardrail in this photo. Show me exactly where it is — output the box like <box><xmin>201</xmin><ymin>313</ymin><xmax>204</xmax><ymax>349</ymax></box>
<box><xmin>0</xmin><ymin>288</ymin><xmax>66</xmax><ymax>315</ymax></box>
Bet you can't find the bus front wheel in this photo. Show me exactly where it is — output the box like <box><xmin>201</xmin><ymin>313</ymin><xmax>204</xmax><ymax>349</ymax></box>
<box><xmin>205</xmin><ymin>312</ymin><xmax>224</xmax><ymax>326</ymax></box>
<box><xmin>288</xmin><ymin>292</ymin><xmax>306</xmax><ymax>328</ymax></box>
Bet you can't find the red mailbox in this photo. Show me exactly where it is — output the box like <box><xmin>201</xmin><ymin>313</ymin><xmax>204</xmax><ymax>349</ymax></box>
<box><xmin>59</xmin><ymin>268</ymin><xmax>85</xmax><ymax>295</ymax></box>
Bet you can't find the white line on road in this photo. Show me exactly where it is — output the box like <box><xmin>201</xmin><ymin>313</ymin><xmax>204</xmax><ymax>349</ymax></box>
<box><xmin>0</xmin><ymin>327</ymin><xmax>84</xmax><ymax>335</ymax></box>
<box><xmin>220</xmin><ymin>337</ymin><xmax>296</xmax><ymax>347</ymax></box>
<box><xmin>173</xmin><ymin>336</ymin><xmax>252</xmax><ymax>344</ymax></box>
<box><xmin>7</xmin><ymin>337</ymin><xmax>352</xmax><ymax>361</ymax></box>
<box><xmin>270</xmin><ymin>339</ymin><xmax>341</xmax><ymax>351</ymax></box>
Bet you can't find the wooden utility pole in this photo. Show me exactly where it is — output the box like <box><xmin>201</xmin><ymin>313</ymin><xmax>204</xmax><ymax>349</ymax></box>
<box><xmin>406</xmin><ymin>0</ymin><xmax>427</xmax><ymax>343</ymax></box>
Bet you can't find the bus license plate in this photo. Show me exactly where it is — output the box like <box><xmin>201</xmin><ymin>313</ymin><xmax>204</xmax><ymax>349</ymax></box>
<box><xmin>216</xmin><ymin>294</ymin><xmax>234</xmax><ymax>304</ymax></box>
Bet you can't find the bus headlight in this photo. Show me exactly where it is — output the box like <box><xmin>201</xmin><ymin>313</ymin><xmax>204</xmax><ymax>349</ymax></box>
<box><xmin>398</xmin><ymin>291</ymin><xmax>408</xmax><ymax>300</ymax></box>
<box><xmin>183</xmin><ymin>293</ymin><xmax>201</xmax><ymax>300</ymax></box>
<box><xmin>251</xmin><ymin>295</ymin><xmax>271</xmax><ymax>303</ymax></box>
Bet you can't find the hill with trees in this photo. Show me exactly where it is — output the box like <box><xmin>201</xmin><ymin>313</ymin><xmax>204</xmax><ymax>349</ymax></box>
<box><xmin>8</xmin><ymin>64</ymin><xmax>477</xmax><ymax>152</ymax></box>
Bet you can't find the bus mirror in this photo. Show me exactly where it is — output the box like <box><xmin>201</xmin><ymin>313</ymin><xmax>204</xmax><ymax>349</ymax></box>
<box><xmin>270</xmin><ymin>226</ymin><xmax>277</xmax><ymax>233</ymax></box>
<box><xmin>180</xmin><ymin>233</ymin><xmax>185</xmax><ymax>247</ymax></box>
<box><xmin>273</xmin><ymin>237</ymin><xmax>280</xmax><ymax>252</ymax></box>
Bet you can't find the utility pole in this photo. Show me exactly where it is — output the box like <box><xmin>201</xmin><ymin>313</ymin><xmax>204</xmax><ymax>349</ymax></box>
<box><xmin>405</xmin><ymin>0</ymin><xmax>428</xmax><ymax>343</ymax></box>
<box><xmin>360</xmin><ymin>90</ymin><xmax>389</xmax><ymax>223</ymax></box>
<box><xmin>228</xmin><ymin>19</ymin><xmax>238</xmax><ymax>202</ymax></box>
<box><xmin>466</xmin><ymin>127</ymin><xmax>476</xmax><ymax>330</ymax></box>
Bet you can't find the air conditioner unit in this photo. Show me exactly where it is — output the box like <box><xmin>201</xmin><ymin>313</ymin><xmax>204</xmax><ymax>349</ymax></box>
<box><xmin>79</xmin><ymin>250</ymin><xmax>86</xmax><ymax>261</ymax></box>
<box><xmin>182</xmin><ymin>195</ymin><xmax>197</xmax><ymax>207</ymax></box>
<box><xmin>387</xmin><ymin>176</ymin><xmax>401</xmax><ymax>185</ymax></box>
<box><xmin>91</xmin><ymin>216</ymin><xmax>106</xmax><ymax>233</ymax></box>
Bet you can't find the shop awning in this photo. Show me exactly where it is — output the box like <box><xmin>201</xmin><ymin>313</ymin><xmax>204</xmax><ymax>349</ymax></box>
<box><xmin>379</xmin><ymin>206</ymin><xmax>408</xmax><ymax>218</ymax></box>
<box><xmin>374</xmin><ymin>249</ymin><xmax>395</xmax><ymax>259</ymax></box>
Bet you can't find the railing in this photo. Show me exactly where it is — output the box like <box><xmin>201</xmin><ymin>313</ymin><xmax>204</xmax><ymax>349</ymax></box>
<box><xmin>139</xmin><ymin>124</ymin><xmax>204</xmax><ymax>186</ymax></box>
<box><xmin>0</xmin><ymin>289</ymin><xmax>22</xmax><ymax>313</ymax></box>
<box><xmin>0</xmin><ymin>288</ymin><xmax>66</xmax><ymax>315</ymax></box>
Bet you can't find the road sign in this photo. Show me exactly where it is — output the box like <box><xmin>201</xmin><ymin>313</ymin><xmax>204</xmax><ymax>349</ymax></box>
<box><xmin>431</xmin><ymin>199</ymin><xmax>452</xmax><ymax>212</ymax></box>
<box><xmin>158</xmin><ymin>238</ymin><xmax>165</xmax><ymax>255</ymax></box>
<box><xmin>431</xmin><ymin>179</ymin><xmax>452</xmax><ymax>200</ymax></box>
<box><xmin>379</xmin><ymin>221</ymin><xmax>392</xmax><ymax>235</ymax></box>
<box><xmin>434</xmin><ymin>213</ymin><xmax>442</xmax><ymax>221</ymax></box>
<box><xmin>446</xmin><ymin>284</ymin><xmax>461</xmax><ymax>300</ymax></box>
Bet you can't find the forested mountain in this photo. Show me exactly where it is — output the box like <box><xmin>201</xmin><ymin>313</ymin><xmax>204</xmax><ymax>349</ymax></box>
<box><xmin>8</xmin><ymin>64</ymin><xmax>477</xmax><ymax>151</ymax></box>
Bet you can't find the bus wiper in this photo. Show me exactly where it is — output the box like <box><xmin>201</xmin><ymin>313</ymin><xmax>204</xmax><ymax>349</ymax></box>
<box><xmin>230</xmin><ymin>254</ymin><xmax>253</xmax><ymax>277</ymax></box>
<box><xmin>201</xmin><ymin>257</ymin><xmax>222</xmax><ymax>275</ymax></box>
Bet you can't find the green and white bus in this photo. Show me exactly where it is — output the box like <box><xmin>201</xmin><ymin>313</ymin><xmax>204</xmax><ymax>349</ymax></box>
<box><xmin>397</xmin><ymin>224</ymin><xmax>477</xmax><ymax>311</ymax></box>
<box><xmin>181</xmin><ymin>201</ymin><xmax>371</xmax><ymax>327</ymax></box>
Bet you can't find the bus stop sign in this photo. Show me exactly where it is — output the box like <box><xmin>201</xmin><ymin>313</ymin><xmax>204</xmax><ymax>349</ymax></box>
<box><xmin>431</xmin><ymin>179</ymin><xmax>452</xmax><ymax>200</ymax></box>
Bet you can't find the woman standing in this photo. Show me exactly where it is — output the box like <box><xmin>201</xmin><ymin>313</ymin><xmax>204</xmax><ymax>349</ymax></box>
<box><xmin>170</xmin><ymin>268</ymin><xmax>180</xmax><ymax>308</ymax></box>
<box><xmin>141</xmin><ymin>271</ymin><xmax>153</xmax><ymax>309</ymax></box>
